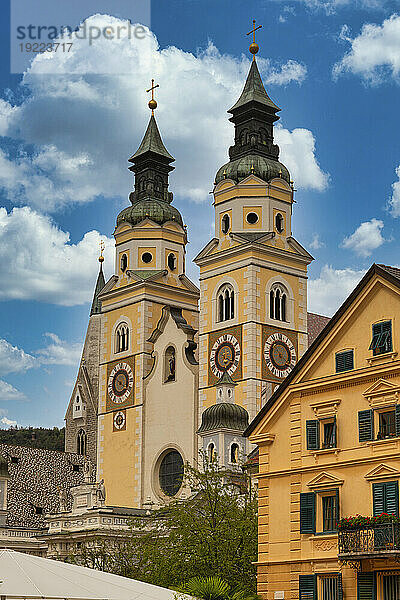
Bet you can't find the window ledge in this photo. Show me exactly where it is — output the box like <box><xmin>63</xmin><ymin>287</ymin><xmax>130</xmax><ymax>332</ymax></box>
<box><xmin>367</xmin><ymin>351</ymin><xmax>398</xmax><ymax>366</ymax></box>
<box><xmin>311</xmin><ymin>532</ymin><xmax>338</xmax><ymax>538</ymax></box>
<box><xmin>312</xmin><ymin>447</ymin><xmax>340</xmax><ymax>457</ymax></box>
<box><xmin>366</xmin><ymin>438</ymin><xmax>399</xmax><ymax>448</ymax></box>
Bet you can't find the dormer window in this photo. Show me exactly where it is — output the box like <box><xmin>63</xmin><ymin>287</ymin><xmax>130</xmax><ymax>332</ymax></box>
<box><xmin>369</xmin><ymin>321</ymin><xmax>392</xmax><ymax>356</ymax></box>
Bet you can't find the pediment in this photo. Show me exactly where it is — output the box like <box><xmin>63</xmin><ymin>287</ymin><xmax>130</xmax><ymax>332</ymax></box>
<box><xmin>287</xmin><ymin>237</ymin><xmax>314</xmax><ymax>260</ymax></box>
<box><xmin>239</xmin><ymin>174</ymin><xmax>266</xmax><ymax>186</ymax></box>
<box><xmin>194</xmin><ymin>238</ymin><xmax>219</xmax><ymax>263</ymax></box>
<box><xmin>364</xmin><ymin>463</ymin><xmax>400</xmax><ymax>481</ymax></box>
<box><xmin>363</xmin><ymin>378</ymin><xmax>400</xmax><ymax>398</ymax></box>
<box><xmin>307</xmin><ymin>472</ymin><xmax>344</xmax><ymax>490</ymax></box>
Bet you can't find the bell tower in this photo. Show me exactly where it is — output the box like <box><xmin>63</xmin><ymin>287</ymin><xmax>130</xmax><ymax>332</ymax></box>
<box><xmin>97</xmin><ymin>82</ymin><xmax>199</xmax><ymax>509</ymax></box>
<box><xmin>195</xmin><ymin>23</ymin><xmax>313</xmax><ymax>429</ymax></box>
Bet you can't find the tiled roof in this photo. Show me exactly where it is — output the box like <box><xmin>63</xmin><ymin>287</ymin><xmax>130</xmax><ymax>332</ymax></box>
<box><xmin>377</xmin><ymin>264</ymin><xmax>400</xmax><ymax>280</ymax></box>
<box><xmin>307</xmin><ymin>312</ymin><xmax>330</xmax><ymax>346</ymax></box>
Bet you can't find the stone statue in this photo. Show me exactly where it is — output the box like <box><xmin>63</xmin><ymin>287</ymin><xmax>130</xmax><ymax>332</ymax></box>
<box><xmin>59</xmin><ymin>488</ymin><xmax>68</xmax><ymax>512</ymax></box>
<box><xmin>95</xmin><ymin>479</ymin><xmax>106</xmax><ymax>506</ymax></box>
<box><xmin>83</xmin><ymin>457</ymin><xmax>92</xmax><ymax>483</ymax></box>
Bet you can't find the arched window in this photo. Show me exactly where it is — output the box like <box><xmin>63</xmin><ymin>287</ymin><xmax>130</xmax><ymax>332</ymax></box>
<box><xmin>159</xmin><ymin>450</ymin><xmax>184</xmax><ymax>496</ymax></box>
<box><xmin>275</xmin><ymin>213</ymin><xmax>284</xmax><ymax>233</ymax></box>
<box><xmin>115</xmin><ymin>322</ymin><xmax>129</xmax><ymax>353</ymax></box>
<box><xmin>120</xmin><ymin>254</ymin><xmax>128</xmax><ymax>272</ymax></box>
<box><xmin>230</xmin><ymin>443</ymin><xmax>239</xmax><ymax>464</ymax></box>
<box><xmin>77</xmin><ymin>429</ymin><xmax>87</xmax><ymax>456</ymax></box>
<box><xmin>208</xmin><ymin>443</ymin><xmax>216</xmax><ymax>463</ymax></box>
<box><xmin>164</xmin><ymin>346</ymin><xmax>176</xmax><ymax>382</ymax></box>
<box><xmin>221</xmin><ymin>214</ymin><xmax>230</xmax><ymax>234</ymax></box>
<box><xmin>217</xmin><ymin>284</ymin><xmax>234</xmax><ymax>322</ymax></box>
<box><xmin>167</xmin><ymin>253</ymin><xmax>176</xmax><ymax>271</ymax></box>
<box><xmin>270</xmin><ymin>284</ymin><xmax>288</xmax><ymax>322</ymax></box>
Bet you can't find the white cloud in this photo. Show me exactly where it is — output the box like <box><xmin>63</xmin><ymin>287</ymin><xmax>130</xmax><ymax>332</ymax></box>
<box><xmin>36</xmin><ymin>333</ymin><xmax>82</xmax><ymax>367</ymax></box>
<box><xmin>308</xmin><ymin>265</ymin><xmax>366</xmax><ymax>316</ymax></box>
<box><xmin>0</xmin><ymin>339</ymin><xmax>36</xmax><ymax>375</ymax></box>
<box><xmin>310</xmin><ymin>233</ymin><xmax>325</xmax><ymax>250</ymax></box>
<box><xmin>0</xmin><ymin>206</ymin><xmax>113</xmax><ymax>305</ymax></box>
<box><xmin>333</xmin><ymin>15</ymin><xmax>400</xmax><ymax>84</ymax></box>
<box><xmin>341</xmin><ymin>218</ymin><xmax>385</xmax><ymax>257</ymax></box>
<box><xmin>298</xmin><ymin>0</ymin><xmax>387</xmax><ymax>12</ymax></box>
<box><xmin>275</xmin><ymin>127</ymin><xmax>329</xmax><ymax>191</ymax></box>
<box><xmin>387</xmin><ymin>165</ymin><xmax>400</xmax><ymax>217</ymax></box>
<box><xmin>0</xmin><ymin>416</ymin><xmax>18</xmax><ymax>428</ymax></box>
<box><xmin>0</xmin><ymin>380</ymin><xmax>27</xmax><ymax>402</ymax></box>
<box><xmin>0</xmin><ymin>14</ymin><xmax>324</xmax><ymax>214</ymax></box>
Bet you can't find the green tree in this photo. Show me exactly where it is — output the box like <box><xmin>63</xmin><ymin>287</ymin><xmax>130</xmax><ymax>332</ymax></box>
<box><xmin>175</xmin><ymin>576</ymin><xmax>261</xmax><ymax>600</ymax></box>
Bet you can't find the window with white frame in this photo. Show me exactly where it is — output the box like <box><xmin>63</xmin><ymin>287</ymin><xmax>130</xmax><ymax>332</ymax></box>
<box><xmin>269</xmin><ymin>284</ymin><xmax>288</xmax><ymax>322</ymax></box>
<box><xmin>217</xmin><ymin>284</ymin><xmax>235</xmax><ymax>322</ymax></box>
<box><xmin>115</xmin><ymin>322</ymin><xmax>129</xmax><ymax>353</ymax></box>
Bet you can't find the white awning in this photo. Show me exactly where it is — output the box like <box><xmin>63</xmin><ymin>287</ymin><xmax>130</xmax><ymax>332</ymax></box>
<box><xmin>0</xmin><ymin>550</ymin><xmax>188</xmax><ymax>600</ymax></box>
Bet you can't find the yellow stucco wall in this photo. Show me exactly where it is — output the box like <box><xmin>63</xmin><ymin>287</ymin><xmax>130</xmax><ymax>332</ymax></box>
<box><xmin>250</xmin><ymin>272</ymin><xmax>400</xmax><ymax>600</ymax></box>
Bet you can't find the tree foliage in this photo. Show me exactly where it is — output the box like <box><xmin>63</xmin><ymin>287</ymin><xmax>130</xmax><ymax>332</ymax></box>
<box><xmin>69</xmin><ymin>457</ymin><xmax>258</xmax><ymax>593</ymax></box>
<box><xmin>0</xmin><ymin>426</ymin><xmax>65</xmax><ymax>451</ymax></box>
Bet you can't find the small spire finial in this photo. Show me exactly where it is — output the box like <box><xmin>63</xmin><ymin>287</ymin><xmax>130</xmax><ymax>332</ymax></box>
<box><xmin>99</xmin><ymin>240</ymin><xmax>105</xmax><ymax>264</ymax></box>
<box><xmin>279</xmin><ymin>168</ymin><xmax>283</xmax><ymax>178</ymax></box>
<box><xmin>147</xmin><ymin>79</ymin><xmax>159</xmax><ymax>115</ymax></box>
<box><xmin>247</xmin><ymin>19</ymin><xmax>262</xmax><ymax>61</ymax></box>
<box><xmin>250</xmin><ymin>161</ymin><xmax>255</xmax><ymax>174</ymax></box>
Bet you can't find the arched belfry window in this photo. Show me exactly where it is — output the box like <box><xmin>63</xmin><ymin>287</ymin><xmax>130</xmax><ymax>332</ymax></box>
<box><xmin>217</xmin><ymin>284</ymin><xmax>235</xmax><ymax>322</ymax></box>
<box><xmin>77</xmin><ymin>429</ymin><xmax>87</xmax><ymax>456</ymax></box>
<box><xmin>270</xmin><ymin>284</ymin><xmax>287</xmax><ymax>322</ymax></box>
<box><xmin>115</xmin><ymin>322</ymin><xmax>129</xmax><ymax>353</ymax></box>
<box><xmin>230</xmin><ymin>443</ymin><xmax>239</xmax><ymax>464</ymax></box>
<box><xmin>221</xmin><ymin>214</ymin><xmax>230</xmax><ymax>235</ymax></box>
<box><xmin>164</xmin><ymin>346</ymin><xmax>176</xmax><ymax>382</ymax></box>
<box><xmin>120</xmin><ymin>254</ymin><xmax>128</xmax><ymax>273</ymax></box>
<box><xmin>208</xmin><ymin>443</ymin><xmax>216</xmax><ymax>463</ymax></box>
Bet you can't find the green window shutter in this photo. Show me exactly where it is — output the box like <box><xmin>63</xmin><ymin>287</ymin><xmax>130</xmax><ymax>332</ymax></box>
<box><xmin>373</xmin><ymin>482</ymin><xmax>385</xmax><ymax>516</ymax></box>
<box><xmin>338</xmin><ymin>573</ymin><xmax>343</xmax><ymax>600</ymax></box>
<box><xmin>396</xmin><ymin>405</ymin><xmax>400</xmax><ymax>437</ymax></box>
<box><xmin>299</xmin><ymin>574</ymin><xmax>317</xmax><ymax>600</ymax></box>
<box><xmin>357</xmin><ymin>572</ymin><xmax>375</xmax><ymax>600</ymax></box>
<box><xmin>336</xmin><ymin>350</ymin><xmax>354</xmax><ymax>373</ymax></box>
<box><xmin>335</xmin><ymin>488</ymin><xmax>340</xmax><ymax>529</ymax></box>
<box><xmin>384</xmin><ymin>481</ymin><xmax>399</xmax><ymax>517</ymax></box>
<box><xmin>300</xmin><ymin>492</ymin><xmax>316</xmax><ymax>534</ymax></box>
<box><xmin>359</xmin><ymin>410</ymin><xmax>374</xmax><ymax>442</ymax></box>
<box><xmin>306</xmin><ymin>420</ymin><xmax>320</xmax><ymax>450</ymax></box>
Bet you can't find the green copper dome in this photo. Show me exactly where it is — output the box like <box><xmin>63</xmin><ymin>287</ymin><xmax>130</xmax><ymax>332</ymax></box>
<box><xmin>215</xmin><ymin>154</ymin><xmax>290</xmax><ymax>186</ymax></box>
<box><xmin>117</xmin><ymin>199</ymin><xmax>184</xmax><ymax>228</ymax></box>
<box><xmin>198</xmin><ymin>403</ymin><xmax>249</xmax><ymax>434</ymax></box>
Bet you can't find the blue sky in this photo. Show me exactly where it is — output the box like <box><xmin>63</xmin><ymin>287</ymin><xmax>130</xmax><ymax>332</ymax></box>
<box><xmin>0</xmin><ymin>0</ymin><xmax>400</xmax><ymax>428</ymax></box>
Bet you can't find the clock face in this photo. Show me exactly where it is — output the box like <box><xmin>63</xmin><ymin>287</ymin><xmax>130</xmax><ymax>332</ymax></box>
<box><xmin>108</xmin><ymin>362</ymin><xmax>134</xmax><ymax>404</ymax></box>
<box><xmin>113</xmin><ymin>410</ymin><xmax>126</xmax><ymax>431</ymax></box>
<box><xmin>210</xmin><ymin>334</ymin><xmax>241</xmax><ymax>378</ymax></box>
<box><xmin>264</xmin><ymin>332</ymin><xmax>296</xmax><ymax>378</ymax></box>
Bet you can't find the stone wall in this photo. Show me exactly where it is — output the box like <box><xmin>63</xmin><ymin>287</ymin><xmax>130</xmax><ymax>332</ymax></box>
<box><xmin>0</xmin><ymin>444</ymin><xmax>84</xmax><ymax>528</ymax></box>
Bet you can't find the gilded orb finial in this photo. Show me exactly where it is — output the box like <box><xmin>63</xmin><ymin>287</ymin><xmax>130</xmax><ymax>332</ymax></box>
<box><xmin>250</xmin><ymin>161</ymin><xmax>255</xmax><ymax>174</ymax></box>
<box><xmin>146</xmin><ymin>79</ymin><xmax>159</xmax><ymax>115</ymax></box>
<box><xmin>247</xmin><ymin>19</ymin><xmax>262</xmax><ymax>61</ymax></box>
<box><xmin>99</xmin><ymin>240</ymin><xmax>105</xmax><ymax>263</ymax></box>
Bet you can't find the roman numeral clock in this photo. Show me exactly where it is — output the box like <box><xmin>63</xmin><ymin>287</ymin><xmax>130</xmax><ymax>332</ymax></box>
<box><xmin>106</xmin><ymin>358</ymin><xmax>135</xmax><ymax>414</ymax></box>
<box><xmin>263</xmin><ymin>329</ymin><xmax>297</xmax><ymax>380</ymax></box>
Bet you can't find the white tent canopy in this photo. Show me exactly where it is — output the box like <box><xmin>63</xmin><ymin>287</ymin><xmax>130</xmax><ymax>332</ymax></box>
<box><xmin>0</xmin><ymin>550</ymin><xmax>188</xmax><ymax>600</ymax></box>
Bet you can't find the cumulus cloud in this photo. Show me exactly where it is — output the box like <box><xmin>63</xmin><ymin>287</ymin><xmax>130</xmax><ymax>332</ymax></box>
<box><xmin>275</xmin><ymin>127</ymin><xmax>329</xmax><ymax>191</ymax></box>
<box><xmin>387</xmin><ymin>165</ymin><xmax>400</xmax><ymax>217</ymax></box>
<box><xmin>0</xmin><ymin>339</ymin><xmax>36</xmax><ymax>376</ymax></box>
<box><xmin>0</xmin><ymin>380</ymin><xmax>27</xmax><ymax>402</ymax></box>
<box><xmin>0</xmin><ymin>416</ymin><xmax>18</xmax><ymax>428</ymax></box>
<box><xmin>333</xmin><ymin>15</ymin><xmax>400</xmax><ymax>84</ymax></box>
<box><xmin>36</xmin><ymin>333</ymin><xmax>82</xmax><ymax>367</ymax></box>
<box><xmin>341</xmin><ymin>218</ymin><xmax>386</xmax><ymax>257</ymax></box>
<box><xmin>308</xmin><ymin>265</ymin><xmax>366</xmax><ymax>316</ymax></box>
<box><xmin>0</xmin><ymin>14</ymin><xmax>325</xmax><ymax>213</ymax></box>
<box><xmin>0</xmin><ymin>206</ymin><xmax>113</xmax><ymax>305</ymax></box>
<box><xmin>310</xmin><ymin>233</ymin><xmax>325</xmax><ymax>250</ymax></box>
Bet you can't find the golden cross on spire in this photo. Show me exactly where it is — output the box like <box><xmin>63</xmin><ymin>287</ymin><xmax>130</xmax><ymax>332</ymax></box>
<box><xmin>146</xmin><ymin>79</ymin><xmax>159</xmax><ymax>115</ymax></box>
<box><xmin>99</xmin><ymin>240</ymin><xmax>105</xmax><ymax>264</ymax></box>
<box><xmin>247</xmin><ymin>19</ymin><xmax>262</xmax><ymax>61</ymax></box>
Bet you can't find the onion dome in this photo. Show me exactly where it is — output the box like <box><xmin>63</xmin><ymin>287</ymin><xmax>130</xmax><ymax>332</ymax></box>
<box><xmin>215</xmin><ymin>155</ymin><xmax>290</xmax><ymax>186</ymax></box>
<box><xmin>198</xmin><ymin>403</ymin><xmax>249</xmax><ymax>434</ymax></box>
<box><xmin>117</xmin><ymin>199</ymin><xmax>183</xmax><ymax>228</ymax></box>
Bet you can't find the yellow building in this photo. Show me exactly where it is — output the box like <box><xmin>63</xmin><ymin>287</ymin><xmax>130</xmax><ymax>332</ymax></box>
<box><xmin>246</xmin><ymin>263</ymin><xmax>400</xmax><ymax>600</ymax></box>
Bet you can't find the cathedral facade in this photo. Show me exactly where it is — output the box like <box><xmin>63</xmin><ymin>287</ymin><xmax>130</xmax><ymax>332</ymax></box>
<box><xmin>65</xmin><ymin>41</ymin><xmax>317</xmax><ymax>510</ymax></box>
